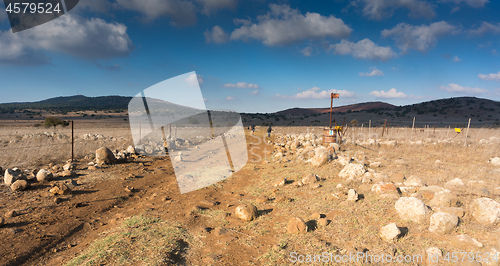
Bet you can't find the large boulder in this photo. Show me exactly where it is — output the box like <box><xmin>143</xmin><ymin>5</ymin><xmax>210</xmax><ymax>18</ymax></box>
<box><xmin>234</xmin><ymin>204</ymin><xmax>258</xmax><ymax>221</ymax></box>
<box><xmin>10</xmin><ymin>180</ymin><xmax>29</xmax><ymax>191</ymax></box>
<box><xmin>428</xmin><ymin>190</ymin><xmax>458</xmax><ymax>207</ymax></box>
<box><xmin>428</xmin><ymin>212</ymin><xmax>458</xmax><ymax>234</ymax></box>
<box><xmin>301</xmin><ymin>173</ymin><xmax>318</xmax><ymax>185</ymax></box>
<box><xmin>380</xmin><ymin>223</ymin><xmax>401</xmax><ymax>242</ymax></box>
<box><xmin>339</xmin><ymin>163</ymin><xmax>366</xmax><ymax>179</ymax></box>
<box><xmin>469</xmin><ymin>198</ymin><xmax>500</xmax><ymax>225</ymax></box>
<box><xmin>96</xmin><ymin>147</ymin><xmax>116</xmax><ymax>165</ymax></box>
<box><xmin>307</xmin><ymin>146</ymin><xmax>333</xmax><ymax>167</ymax></box>
<box><xmin>4</xmin><ymin>169</ymin><xmax>20</xmax><ymax>185</ymax></box>
<box><xmin>36</xmin><ymin>169</ymin><xmax>53</xmax><ymax>182</ymax></box>
<box><xmin>287</xmin><ymin>217</ymin><xmax>308</xmax><ymax>234</ymax></box>
<box><xmin>395</xmin><ymin>197</ymin><xmax>429</xmax><ymax>223</ymax></box>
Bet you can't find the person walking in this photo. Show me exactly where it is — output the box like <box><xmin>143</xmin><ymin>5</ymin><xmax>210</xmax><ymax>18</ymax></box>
<box><xmin>251</xmin><ymin>125</ymin><xmax>255</xmax><ymax>135</ymax></box>
<box><xmin>267</xmin><ymin>124</ymin><xmax>272</xmax><ymax>137</ymax></box>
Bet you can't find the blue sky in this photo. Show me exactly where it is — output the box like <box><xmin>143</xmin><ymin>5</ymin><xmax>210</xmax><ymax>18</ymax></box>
<box><xmin>0</xmin><ymin>0</ymin><xmax>499</xmax><ymax>113</ymax></box>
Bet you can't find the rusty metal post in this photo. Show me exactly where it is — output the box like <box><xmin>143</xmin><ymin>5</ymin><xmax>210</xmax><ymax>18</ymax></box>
<box><xmin>71</xmin><ymin>120</ymin><xmax>74</xmax><ymax>162</ymax></box>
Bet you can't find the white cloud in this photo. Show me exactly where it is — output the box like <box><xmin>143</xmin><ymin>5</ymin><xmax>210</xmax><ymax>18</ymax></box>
<box><xmin>223</xmin><ymin>82</ymin><xmax>259</xmax><ymax>89</ymax></box>
<box><xmin>250</xmin><ymin>90</ymin><xmax>259</xmax><ymax>95</ymax></box>
<box><xmin>301</xmin><ymin>47</ymin><xmax>313</xmax><ymax>56</ymax></box>
<box><xmin>116</xmin><ymin>0</ymin><xmax>197</xmax><ymax>26</ymax></box>
<box><xmin>478</xmin><ymin>71</ymin><xmax>500</xmax><ymax>81</ymax></box>
<box><xmin>352</xmin><ymin>0</ymin><xmax>435</xmax><ymax>20</ymax></box>
<box><xmin>330</xmin><ymin>38</ymin><xmax>396</xmax><ymax>61</ymax></box>
<box><xmin>0</xmin><ymin>14</ymin><xmax>133</xmax><ymax>65</ymax></box>
<box><xmin>468</xmin><ymin>22</ymin><xmax>500</xmax><ymax>36</ymax></box>
<box><xmin>453</xmin><ymin>55</ymin><xmax>461</xmax><ymax>62</ymax></box>
<box><xmin>204</xmin><ymin>26</ymin><xmax>229</xmax><ymax>43</ymax></box>
<box><xmin>440</xmin><ymin>83</ymin><xmax>488</xmax><ymax>93</ymax></box>
<box><xmin>186</xmin><ymin>73</ymin><xmax>204</xmax><ymax>86</ymax></box>
<box><xmin>359</xmin><ymin>66</ymin><xmax>384</xmax><ymax>76</ymax></box>
<box><xmin>230</xmin><ymin>4</ymin><xmax>352</xmax><ymax>46</ymax></box>
<box><xmin>438</xmin><ymin>0</ymin><xmax>489</xmax><ymax>8</ymax></box>
<box><xmin>197</xmin><ymin>0</ymin><xmax>237</xmax><ymax>15</ymax></box>
<box><xmin>370</xmin><ymin>88</ymin><xmax>407</xmax><ymax>99</ymax></box>
<box><xmin>382</xmin><ymin>21</ymin><xmax>458</xmax><ymax>53</ymax></box>
<box><xmin>278</xmin><ymin>87</ymin><xmax>356</xmax><ymax>99</ymax></box>
<box><xmin>225</xmin><ymin>96</ymin><xmax>235</xmax><ymax>100</ymax></box>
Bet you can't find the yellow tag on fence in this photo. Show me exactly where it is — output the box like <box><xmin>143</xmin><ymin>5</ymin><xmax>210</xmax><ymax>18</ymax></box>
<box><xmin>454</xmin><ymin>128</ymin><xmax>461</xmax><ymax>133</ymax></box>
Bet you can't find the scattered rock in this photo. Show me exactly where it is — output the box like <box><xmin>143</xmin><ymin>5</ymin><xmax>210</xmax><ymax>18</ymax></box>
<box><xmin>418</xmin><ymin>186</ymin><xmax>447</xmax><ymax>201</ymax></box>
<box><xmin>126</xmin><ymin>145</ymin><xmax>136</xmax><ymax>154</ymax></box>
<box><xmin>347</xmin><ymin>189</ymin><xmax>359</xmax><ymax>202</ymax></box>
<box><xmin>403</xmin><ymin>176</ymin><xmax>424</xmax><ymax>187</ymax></box>
<box><xmin>124</xmin><ymin>186</ymin><xmax>134</xmax><ymax>193</ymax></box>
<box><xmin>198</xmin><ymin>199</ymin><xmax>218</xmax><ymax>208</ymax></box>
<box><xmin>489</xmin><ymin>157</ymin><xmax>500</xmax><ymax>166</ymax></box>
<box><xmin>444</xmin><ymin>178</ymin><xmax>464</xmax><ymax>189</ymax></box>
<box><xmin>469</xmin><ymin>198</ymin><xmax>500</xmax><ymax>225</ymax></box>
<box><xmin>255</xmin><ymin>196</ymin><xmax>268</xmax><ymax>203</ymax></box>
<box><xmin>317</xmin><ymin>218</ymin><xmax>329</xmax><ymax>227</ymax></box>
<box><xmin>5</xmin><ymin>210</ymin><xmax>16</xmax><ymax>218</ymax></box>
<box><xmin>36</xmin><ymin>169</ymin><xmax>53</xmax><ymax>182</ymax></box>
<box><xmin>339</xmin><ymin>163</ymin><xmax>366</xmax><ymax>179</ymax></box>
<box><xmin>95</xmin><ymin>147</ymin><xmax>116</xmax><ymax>165</ymax></box>
<box><xmin>235</xmin><ymin>204</ymin><xmax>258</xmax><ymax>221</ymax></box>
<box><xmin>309</xmin><ymin>212</ymin><xmax>321</xmax><ymax>220</ymax></box>
<box><xmin>60</xmin><ymin>170</ymin><xmax>75</xmax><ymax>178</ymax></box>
<box><xmin>63</xmin><ymin>163</ymin><xmax>75</xmax><ymax>171</ymax></box>
<box><xmin>54</xmin><ymin>197</ymin><xmax>62</xmax><ymax>204</ymax></box>
<box><xmin>380</xmin><ymin>223</ymin><xmax>401</xmax><ymax>242</ymax></box>
<box><xmin>49</xmin><ymin>183</ymin><xmax>71</xmax><ymax>195</ymax></box>
<box><xmin>426</xmin><ymin>247</ymin><xmax>443</xmax><ymax>265</ymax></box>
<box><xmin>307</xmin><ymin>146</ymin><xmax>333</xmax><ymax>167</ymax></box>
<box><xmin>428</xmin><ymin>190</ymin><xmax>458</xmax><ymax>207</ymax></box>
<box><xmin>292</xmin><ymin>180</ymin><xmax>304</xmax><ymax>187</ymax></box>
<box><xmin>88</xmin><ymin>165</ymin><xmax>98</xmax><ymax>171</ymax></box>
<box><xmin>371</xmin><ymin>181</ymin><xmax>399</xmax><ymax>195</ymax></box>
<box><xmin>0</xmin><ymin>217</ymin><xmax>4</xmax><ymax>227</ymax></box>
<box><xmin>273</xmin><ymin>177</ymin><xmax>286</xmax><ymax>187</ymax></box>
<box><xmin>391</xmin><ymin>173</ymin><xmax>405</xmax><ymax>183</ymax></box>
<box><xmin>10</xmin><ymin>180</ymin><xmax>29</xmax><ymax>191</ymax></box>
<box><xmin>302</xmin><ymin>173</ymin><xmax>318</xmax><ymax>185</ymax></box>
<box><xmin>434</xmin><ymin>207</ymin><xmax>465</xmax><ymax>218</ymax></box>
<box><xmin>395</xmin><ymin>197</ymin><xmax>429</xmax><ymax>223</ymax></box>
<box><xmin>287</xmin><ymin>217</ymin><xmax>308</xmax><ymax>234</ymax></box>
<box><xmin>450</xmin><ymin>234</ymin><xmax>483</xmax><ymax>249</ymax></box>
<box><xmin>429</xmin><ymin>212</ymin><xmax>458</xmax><ymax>234</ymax></box>
<box><xmin>4</xmin><ymin>169</ymin><xmax>21</xmax><ymax>186</ymax></box>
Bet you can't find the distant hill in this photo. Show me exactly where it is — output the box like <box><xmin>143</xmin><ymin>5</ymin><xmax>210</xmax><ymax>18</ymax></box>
<box><xmin>277</xmin><ymin>102</ymin><xmax>395</xmax><ymax>115</ymax></box>
<box><xmin>0</xmin><ymin>95</ymin><xmax>132</xmax><ymax>113</ymax></box>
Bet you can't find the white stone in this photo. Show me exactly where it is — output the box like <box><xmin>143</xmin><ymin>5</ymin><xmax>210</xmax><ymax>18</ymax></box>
<box><xmin>395</xmin><ymin>197</ymin><xmax>429</xmax><ymax>223</ymax></box>
<box><xmin>380</xmin><ymin>223</ymin><xmax>401</xmax><ymax>242</ymax></box>
<box><xmin>347</xmin><ymin>189</ymin><xmax>358</xmax><ymax>202</ymax></box>
<box><xmin>470</xmin><ymin>198</ymin><xmax>500</xmax><ymax>225</ymax></box>
<box><xmin>339</xmin><ymin>163</ymin><xmax>365</xmax><ymax>179</ymax></box>
<box><xmin>489</xmin><ymin>157</ymin><xmax>500</xmax><ymax>166</ymax></box>
<box><xmin>429</xmin><ymin>212</ymin><xmax>458</xmax><ymax>234</ymax></box>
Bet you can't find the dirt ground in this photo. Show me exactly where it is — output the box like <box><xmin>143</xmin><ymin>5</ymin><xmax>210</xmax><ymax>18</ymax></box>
<box><xmin>0</xmin><ymin>125</ymin><xmax>499</xmax><ymax>265</ymax></box>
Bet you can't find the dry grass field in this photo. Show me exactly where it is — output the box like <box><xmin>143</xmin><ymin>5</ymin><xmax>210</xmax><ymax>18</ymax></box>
<box><xmin>0</xmin><ymin>120</ymin><xmax>499</xmax><ymax>265</ymax></box>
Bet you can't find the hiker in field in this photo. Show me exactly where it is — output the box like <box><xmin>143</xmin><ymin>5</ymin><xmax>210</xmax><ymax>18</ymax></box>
<box><xmin>267</xmin><ymin>124</ymin><xmax>272</xmax><ymax>137</ymax></box>
<box><xmin>251</xmin><ymin>125</ymin><xmax>255</xmax><ymax>135</ymax></box>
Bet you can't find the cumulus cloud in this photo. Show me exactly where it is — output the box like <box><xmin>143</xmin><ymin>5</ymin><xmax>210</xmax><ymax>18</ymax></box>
<box><xmin>478</xmin><ymin>71</ymin><xmax>500</xmax><ymax>81</ymax></box>
<box><xmin>230</xmin><ymin>4</ymin><xmax>352</xmax><ymax>46</ymax></box>
<box><xmin>438</xmin><ymin>0</ymin><xmax>489</xmax><ymax>8</ymax></box>
<box><xmin>370</xmin><ymin>88</ymin><xmax>407</xmax><ymax>98</ymax></box>
<box><xmin>223</xmin><ymin>82</ymin><xmax>259</xmax><ymax>89</ymax></box>
<box><xmin>440</xmin><ymin>83</ymin><xmax>488</xmax><ymax>93</ymax></box>
<box><xmin>278</xmin><ymin>87</ymin><xmax>356</xmax><ymax>99</ymax></box>
<box><xmin>301</xmin><ymin>47</ymin><xmax>313</xmax><ymax>56</ymax></box>
<box><xmin>204</xmin><ymin>26</ymin><xmax>229</xmax><ymax>43</ymax></box>
<box><xmin>382</xmin><ymin>21</ymin><xmax>458</xmax><ymax>53</ymax></box>
<box><xmin>468</xmin><ymin>22</ymin><xmax>500</xmax><ymax>36</ymax></box>
<box><xmin>186</xmin><ymin>73</ymin><xmax>204</xmax><ymax>86</ymax></box>
<box><xmin>330</xmin><ymin>38</ymin><xmax>396</xmax><ymax>61</ymax></box>
<box><xmin>0</xmin><ymin>14</ymin><xmax>133</xmax><ymax>65</ymax></box>
<box><xmin>225</xmin><ymin>96</ymin><xmax>235</xmax><ymax>100</ymax></box>
<box><xmin>197</xmin><ymin>0</ymin><xmax>236</xmax><ymax>15</ymax></box>
<box><xmin>359</xmin><ymin>66</ymin><xmax>384</xmax><ymax>76</ymax></box>
<box><xmin>352</xmin><ymin>0</ymin><xmax>435</xmax><ymax>20</ymax></box>
<box><xmin>116</xmin><ymin>0</ymin><xmax>197</xmax><ymax>26</ymax></box>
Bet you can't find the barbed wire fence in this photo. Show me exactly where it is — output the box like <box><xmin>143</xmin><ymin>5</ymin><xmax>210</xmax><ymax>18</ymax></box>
<box><xmin>0</xmin><ymin>117</ymin><xmax>498</xmax><ymax>169</ymax></box>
